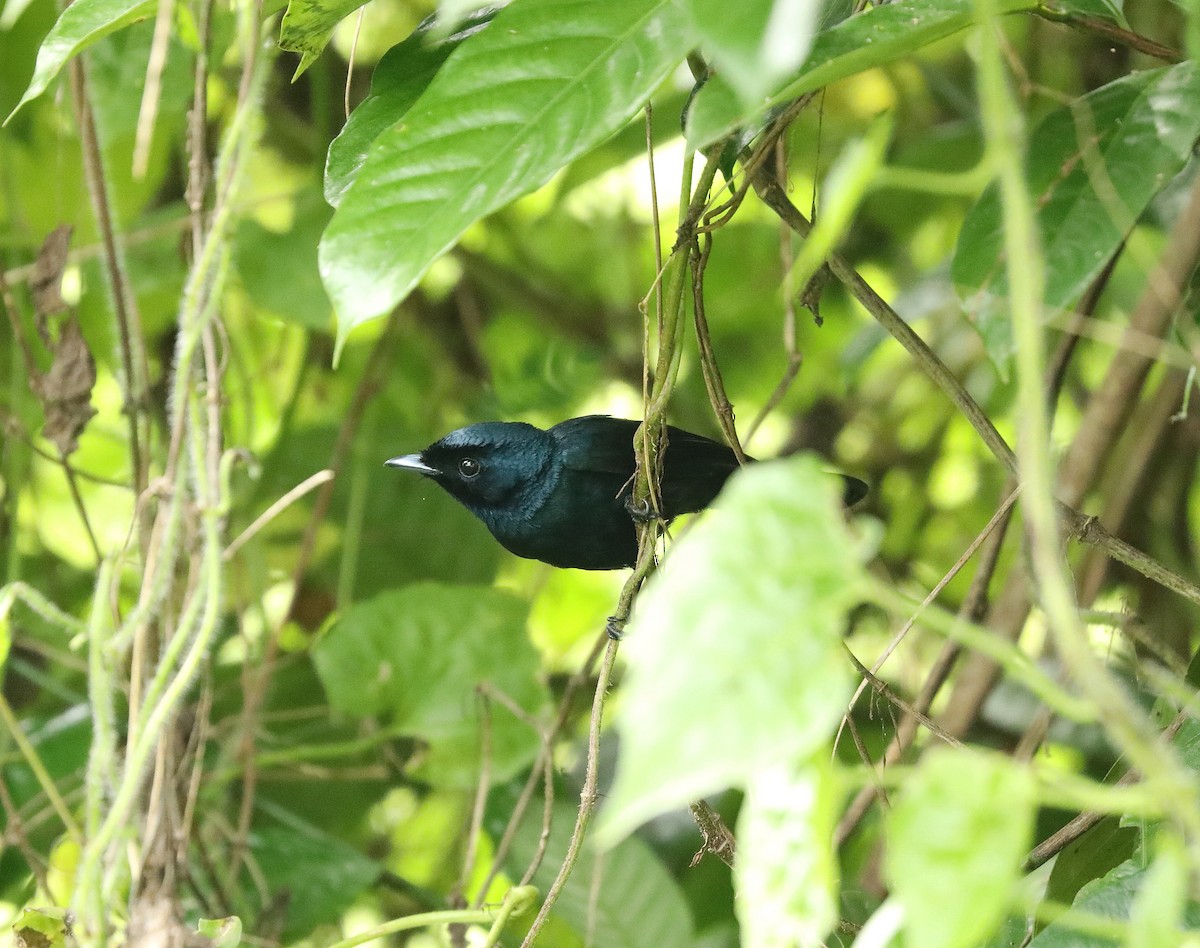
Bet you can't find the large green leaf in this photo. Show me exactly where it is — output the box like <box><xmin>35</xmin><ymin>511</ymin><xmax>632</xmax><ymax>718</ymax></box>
<box><xmin>685</xmin><ymin>0</ymin><xmax>1038</xmax><ymax>146</ymax></box>
<box><xmin>886</xmin><ymin>749</ymin><xmax>1036</xmax><ymax>948</ymax></box>
<box><xmin>312</xmin><ymin>583</ymin><xmax>548</xmax><ymax>786</ymax></box>
<box><xmin>324</xmin><ymin>11</ymin><xmax>494</xmax><ymax>207</ymax></box>
<box><xmin>5</xmin><ymin>0</ymin><xmax>155</xmax><ymax>121</ymax></box>
<box><xmin>318</xmin><ymin>0</ymin><xmax>694</xmax><ymax>354</ymax></box>
<box><xmin>953</xmin><ymin>61</ymin><xmax>1200</xmax><ymax>367</ymax></box>
<box><xmin>598</xmin><ymin>456</ymin><xmax>864</xmax><ymax>843</ymax></box>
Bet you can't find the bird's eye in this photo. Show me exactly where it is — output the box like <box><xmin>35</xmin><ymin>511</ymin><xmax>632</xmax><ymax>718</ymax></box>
<box><xmin>459</xmin><ymin>457</ymin><xmax>481</xmax><ymax>478</ymax></box>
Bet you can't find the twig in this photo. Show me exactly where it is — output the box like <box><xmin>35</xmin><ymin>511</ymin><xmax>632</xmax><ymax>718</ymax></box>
<box><xmin>470</xmin><ymin>633</ymin><xmax>606</xmax><ymax>907</ymax></box>
<box><xmin>68</xmin><ymin>57</ymin><xmax>149</xmax><ymax>501</ymax></box>
<box><xmin>519</xmin><ymin>637</ymin><xmax>621</xmax><ymax>947</ymax></box>
<box><xmin>688</xmin><ymin>800</ymin><xmax>736</xmax><ymax>868</ymax></box>
<box><xmin>223</xmin><ymin>469</ymin><xmax>334</xmax><ymax>560</ymax></box>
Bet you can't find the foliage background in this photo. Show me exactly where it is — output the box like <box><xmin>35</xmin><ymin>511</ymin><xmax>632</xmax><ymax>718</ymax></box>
<box><xmin>1</xmin><ymin>0</ymin><xmax>1200</xmax><ymax>944</ymax></box>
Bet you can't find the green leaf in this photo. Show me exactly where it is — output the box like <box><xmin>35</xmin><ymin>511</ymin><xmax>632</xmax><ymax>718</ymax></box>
<box><xmin>1044</xmin><ymin>815</ymin><xmax>1138</xmax><ymax>918</ymax></box>
<box><xmin>319</xmin><ymin>0</ymin><xmax>694</xmax><ymax>356</ymax></box>
<box><xmin>486</xmin><ymin>784</ymin><xmax>697</xmax><ymax>948</ymax></box>
<box><xmin>312</xmin><ymin>582</ymin><xmax>549</xmax><ymax>786</ymax></box>
<box><xmin>687</xmin><ymin>0</ymin><xmax>820</xmax><ymax>107</ymax></box>
<box><xmin>5</xmin><ymin>0</ymin><xmax>155</xmax><ymax>121</ymax></box>
<box><xmin>1129</xmin><ymin>835</ymin><xmax>1188</xmax><ymax>948</ymax></box>
<box><xmin>953</xmin><ymin>61</ymin><xmax>1200</xmax><ymax>368</ymax></box>
<box><xmin>597</xmin><ymin>456</ymin><xmax>864</xmax><ymax>844</ymax></box>
<box><xmin>247</xmin><ymin>803</ymin><xmax>381</xmax><ymax>943</ymax></box>
<box><xmin>1029</xmin><ymin>857</ymin><xmax>1200</xmax><ymax>947</ymax></box>
<box><xmin>278</xmin><ymin>0</ymin><xmax>364</xmax><ymax>78</ymax></box>
<box><xmin>886</xmin><ymin>748</ymin><xmax>1036</xmax><ymax>948</ymax></box>
<box><xmin>735</xmin><ymin>754</ymin><xmax>841</xmax><ymax>947</ymax></box>
<box><xmin>685</xmin><ymin>0</ymin><xmax>1038</xmax><ymax>146</ymax></box>
<box><xmin>324</xmin><ymin>11</ymin><xmax>494</xmax><ymax>207</ymax></box>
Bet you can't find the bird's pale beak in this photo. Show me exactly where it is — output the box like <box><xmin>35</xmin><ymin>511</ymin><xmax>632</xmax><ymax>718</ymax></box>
<box><xmin>385</xmin><ymin>454</ymin><xmax>438</xmax><ymax>475</ymax></box>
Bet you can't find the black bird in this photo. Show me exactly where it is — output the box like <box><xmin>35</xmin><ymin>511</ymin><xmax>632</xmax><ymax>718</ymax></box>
<box><xmin>386</xmin><ymin>416</ymin><xmax>866</xmax><ymax>570</ymax></box>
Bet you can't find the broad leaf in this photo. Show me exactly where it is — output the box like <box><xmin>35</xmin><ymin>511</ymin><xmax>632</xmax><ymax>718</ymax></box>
<box><xmin>319</xmin><ymin>0</ymin><xmax>694</xmax><ymax>355</ymax></box>
<box><xmin>313</xmin><ymin>583</ymin><xmax>548</xmax><ymax>786</ymax></box>
<box><xmin>6</xmin><ymin>0</ymin><xmax>155</xmax><ymax>121</ymax></box>
<box><xmin>886</xmin><ymin>749</ymin><xmax>1036</xmax><ymax>948</ymax></box>
<box><xmin>324</xmin><ymin>11</ymin><xmax>494</xmax><ymax>207</ymax></box>
<box><xmin>953</xmin><ymin>61</ymin><xmax>1200</xmax><ymax>367</ymax></box>
<box><xmin>598</xmin><ymin>456</ymin><xmax>864</xmax><ymax>844</ymax></box>
<box><xmin>685</xmin><ymin>0</ymin><xmax>1038</xmax><ymax>146</ymax></box>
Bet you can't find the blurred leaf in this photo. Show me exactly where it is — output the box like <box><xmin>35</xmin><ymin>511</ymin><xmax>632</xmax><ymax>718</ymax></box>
<box><xmin>1129</xmin><ymin>835</ymin><xmax>1187</xmax><ymax>948</ymax></box>
<box><xmin>735</xmin><ymin>754</ymin><xmax>840</xmax><ymax>948</ymax></box>
<box><xmin>319</xmin><ymin>0</ymin><xmax>693</xmax><ymax>355</ymax></box>
<box><xmin>234</xmin><ymin>189</ymin><xmax>333</xmax><ymax>331</ymax></box>
<box><xmin>324</xmin><ymin>10</ymin><xmax>495</xmax><ymax>206</ymax></box>
<box><xmin>598</xmin><ymin>456</ymin><xmax>863</xmax><ymax>844</ymax></box>
<box><xmin>312</xmin><ymin>583</ymin><xmax>548</xmax><ymax>785</ymax></box>
<box><xmin>953</xmin><ymin>62</ymin><xmax>1200</xmax><ymax>368</ymax></box>
<box><xmin>246</xmin><ymin>804</ymin><xmax>380</xmax><ymax>943</ymax></box>
<box><xmin>886</xmin><ymin>749</ymin><xmax>1036</xmax><ymax>948</ymax></box>
<box><xmin>5</xmin><ymin>0</ymin><xmax>154</xmax><ymax>120</ymax></box>
<box><xmin>685</xmin><ymin>0</ymin><xmax>1037</xmax><ymax>146</ymax></box>
<box><xmin>687</xmin><ymin>0</ymin><xmax>820</xmax><ymax>108</ymax></box>
<box><xmin>486</xmin><ymin>783</ymin><xmax>696</xmax><ymax>948</ymax></box>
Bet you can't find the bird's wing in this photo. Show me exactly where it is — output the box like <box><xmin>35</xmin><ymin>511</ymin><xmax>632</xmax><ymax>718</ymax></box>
<box><xmin>551</xmin><ymin>416</ymin><xmax>640</xmax><ymax>476</ymax></box>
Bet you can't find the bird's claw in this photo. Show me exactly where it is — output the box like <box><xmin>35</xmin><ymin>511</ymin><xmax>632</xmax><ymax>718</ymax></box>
<box><xmin>624</xmin><ymin>495</ymin><xmax>657</xmax><ymax>524</ymax></box>
<box><xmin>605</xmin><ymin>616</ymin><xmax>625</xmax><ymax>640</ymax></box>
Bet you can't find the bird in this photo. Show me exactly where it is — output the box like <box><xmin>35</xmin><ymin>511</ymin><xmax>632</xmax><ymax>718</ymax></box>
<box><xmin>386</xmin><ymin>415</ymin><xmax>867</xmax><ymax>570</ymax></box>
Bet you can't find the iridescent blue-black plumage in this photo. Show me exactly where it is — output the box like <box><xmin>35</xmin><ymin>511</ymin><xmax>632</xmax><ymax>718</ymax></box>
<box><xmin>387</xmin><ymin>415</ymin><xmax>865</xmax><ymax>570</ymax></box>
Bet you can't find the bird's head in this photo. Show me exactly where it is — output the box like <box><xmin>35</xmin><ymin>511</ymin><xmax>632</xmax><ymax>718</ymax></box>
<box><xmin>385</xmin><ymin>422</ymin><xmax>557</xmax><ymax>511</ymax></box>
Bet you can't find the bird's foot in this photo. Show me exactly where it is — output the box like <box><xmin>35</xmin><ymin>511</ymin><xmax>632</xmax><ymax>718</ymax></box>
<box><xmin>605</xmin><ymin>616</ymin><xmax>625</xmax><ymax>640</ymax></box>
<box><xmin>624</xmin><ymin>495</ymin><xmax>658</xmax><ymax>524</ymax></box>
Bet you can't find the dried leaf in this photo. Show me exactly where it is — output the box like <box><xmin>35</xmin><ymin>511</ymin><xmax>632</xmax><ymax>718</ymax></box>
<box><xmin>31</xmin><ymin>225</ymin><xmax>73</xmax><ymax>334</ymax></box>
<box><xmin>33</xmin><ymin>315</ymin><xmax>96</xmax><ymax>456</ymax></box>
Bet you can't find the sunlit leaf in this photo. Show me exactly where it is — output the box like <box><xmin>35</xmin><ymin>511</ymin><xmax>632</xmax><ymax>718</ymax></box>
<box><xmin>735</xmin><ymin>755</ymin><xmax>841</xmax><ymax>948</ymax></box>
<box><xmin>597</xmin><ymin>456</ymin><xmax>864</xmax><ymax>844</ymax></box>
<box><xmin>886</xmin><ymin>749</ymin><xmax>1036</xmax><ymax>948</ymax></box>
<box><xmin>319</xmin><ymin>0</ymin><xmax>693</xmax><ymax>356</ymax></box>
<box><xmin>324</xmin><ymin>10</ymin><xmax>495</xmax><ymax>206</ymax></box>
